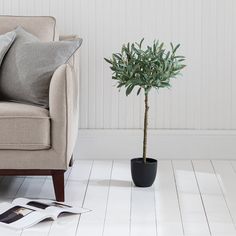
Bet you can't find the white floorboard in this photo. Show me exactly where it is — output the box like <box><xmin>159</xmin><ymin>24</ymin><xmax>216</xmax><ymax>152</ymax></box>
<box><xmin>130</xmin><ymin>182</ymin><xmax>157</xmax><ymax>235</ymax></box>
<box><xmin>1</xmin><ymin>160</ymin><xmax>236</xmax><ymax>235</ymax></box>
<box><xmin>16</xmin><ymin>177</ymin><xmax>47</xmax><ymax>199</ymax></box>
<box><xmin>172</xmin><ymin>160</ymin><xmax>211</xmax><ymax>236</ymax></box>
<box><xmin>76</xmin><ymin>160</ymin><xmax>113</xmax><ymax>236</ymax></box>
<box><xmin>213</xmin><ymin>161</ymin><xmax>236</xmax><ymax>229</ymax></box>
<box><xmin>103</xmin><ymin>160</ymin><xmax>131</xmax><ymax>236</ymax></box>
<box><xmin>155</xmin><ymin>160</ymin><xmax>184</xmax><ymax>236</ymax></box>
<box><xmin>0</xmin><ymin>177</ymin><xmax>25</xmax><ymax>201</ymax></box>
<box><xmin>193</xmin><ymin>160</ymin><xmax>236</xmax><ymax>236</ymax></box>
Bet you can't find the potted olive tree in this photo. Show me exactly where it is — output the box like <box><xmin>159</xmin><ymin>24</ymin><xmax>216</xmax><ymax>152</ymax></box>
<box><xmin>105</xmin><ymin>39</ymin><xmax>185</xmax><ymax>187</ymax></box>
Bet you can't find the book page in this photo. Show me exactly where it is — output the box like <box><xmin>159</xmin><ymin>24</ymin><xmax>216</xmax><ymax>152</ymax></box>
<box><xmin>0</xmin><ymin>202</ymin><xmax>54</xmax><ymax>230</ymax></box>
<box><xmin>13</xmin><ymin>198</ymin><xmax>90</xmax><ymax>218</ymax></box>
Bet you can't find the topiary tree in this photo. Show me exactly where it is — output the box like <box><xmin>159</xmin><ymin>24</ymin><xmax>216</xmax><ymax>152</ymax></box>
<box><xmin>105</xmin><ymin>39</ymin><xmax>186</xmax><ymax>163</ymax></box>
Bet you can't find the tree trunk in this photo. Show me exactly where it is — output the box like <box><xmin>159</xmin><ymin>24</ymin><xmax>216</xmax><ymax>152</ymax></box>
<box><xmin>142</xmin><ymin>93</ymin><xmax>149</xmax><ymax>163</ymax></box>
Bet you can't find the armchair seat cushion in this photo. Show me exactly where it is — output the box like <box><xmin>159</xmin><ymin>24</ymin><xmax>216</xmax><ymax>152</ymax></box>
<box><xmin>0</xmin><ymin>102</ymin><xmax>50</xmax><ymax>150</ymax></box>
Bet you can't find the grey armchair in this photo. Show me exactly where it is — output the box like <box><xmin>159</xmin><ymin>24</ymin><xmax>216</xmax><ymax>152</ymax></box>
<box><xmin>0</xmin><ymin>16</ymin><xmax>80</xmax><ymax>201</ymax></box>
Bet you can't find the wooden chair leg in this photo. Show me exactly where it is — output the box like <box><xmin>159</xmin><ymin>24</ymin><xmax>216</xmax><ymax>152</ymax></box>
<box><xmin>69</xmin><ymin>154</ymin><xmax>74</xmax><ymax>167</ymax></box>
<box><xmin>52</xmin><ymin>170</ymin><xmax>65</xmax><ymax>202</ymax></box>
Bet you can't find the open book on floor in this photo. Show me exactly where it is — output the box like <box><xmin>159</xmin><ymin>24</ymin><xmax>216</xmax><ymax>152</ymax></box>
<box><xmin>0</xmin><ymin>198</ymin><xmax>90</xmax><ymax>230</ymax></box>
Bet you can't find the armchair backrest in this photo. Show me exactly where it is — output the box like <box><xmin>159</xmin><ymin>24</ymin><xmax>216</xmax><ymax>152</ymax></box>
<box><xmin>0</xmin><ymin>15</ymin><xmax>58</xmax><ymax>41</ymax></box>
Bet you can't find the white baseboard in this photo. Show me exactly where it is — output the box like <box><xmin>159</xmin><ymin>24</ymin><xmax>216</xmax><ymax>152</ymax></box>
<box><xmin>76</xmin><ymin>129</ymin><xmax>236</xmax><ymax>160</ymax></box>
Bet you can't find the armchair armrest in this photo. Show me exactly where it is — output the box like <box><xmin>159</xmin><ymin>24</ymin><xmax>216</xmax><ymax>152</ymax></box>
<box><xmin>49</xmin><ymin>63</ymin><xmax>79</xmax><ymax>168</ymax></box>
<box><xmin>48</xmin><ymin>34</ymin><xmax>81</xmax><ymax>168</ymax></box>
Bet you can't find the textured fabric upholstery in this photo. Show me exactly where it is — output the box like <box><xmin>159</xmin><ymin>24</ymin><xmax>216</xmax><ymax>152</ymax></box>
<box><xmin>0</xmin><ymin>60</ymin><xmax>79</xmax><ymax>169</ymax></box>
<box><xmin>0</xmin><ymin>15</ymin><xmax>80</xmax><ymax>170</ymax></box>
<box><xmin>0</xmin><ymin>31</ymin><xmax>16</xmax><ymax>66</ymax></box>
<box><xmin>49</xmin><ymin>64</ymin><xmax>79</xmax><ymax>167</ymax></box>
<box><xmin>0</xmin><ymin>102</ymin><xmax>50</xmax><ymax>150</ymax></box>
<box><xmin>0</xmin><ymin>27</ymin><xmax>82</xmax><ymax>108</ymax></box>
<box><xmin>0</xmin><ymin>16</ymin><xmax>58</xmax><ymax>41</ymax></box>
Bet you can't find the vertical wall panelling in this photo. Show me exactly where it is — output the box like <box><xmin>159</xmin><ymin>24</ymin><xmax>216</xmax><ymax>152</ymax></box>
<box><xmin>0</xmin><ymin>0</ymin><xmax>235</xmax><ymax>130</ymax></box>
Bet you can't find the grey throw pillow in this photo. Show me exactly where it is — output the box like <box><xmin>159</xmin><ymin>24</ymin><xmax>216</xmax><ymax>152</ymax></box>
<box><xmin>0</xmin><ymin>31</ymin><xmax>16</xmax><ymax>66</ymax></box>
<box><xmin>0</xmin><ymin>26</ymin><xmax>82</xmax><ymax>108</ymax></box>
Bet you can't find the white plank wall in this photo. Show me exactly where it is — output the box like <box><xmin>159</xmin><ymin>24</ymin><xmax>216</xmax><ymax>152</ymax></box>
<box><xmin>0</xmin><ymin>0</ymin><xmax>235</xmax><ymax>130</ymax></box>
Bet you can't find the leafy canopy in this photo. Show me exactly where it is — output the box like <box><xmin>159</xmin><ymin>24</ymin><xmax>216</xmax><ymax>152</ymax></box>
<box><xmin>105</xmin><ymin>39</ymin><xmax>186</xmax><ymax>96</ymax></box>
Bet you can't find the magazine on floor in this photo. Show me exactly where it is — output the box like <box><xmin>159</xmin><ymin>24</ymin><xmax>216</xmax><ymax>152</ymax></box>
<box><xmin>0</xmin><ymin>198</ymin><xmax>90</xmax><ymax>230</ymax></box>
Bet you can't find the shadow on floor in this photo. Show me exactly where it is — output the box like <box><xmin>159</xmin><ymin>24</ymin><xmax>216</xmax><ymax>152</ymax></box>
<box><xmin>89</xmin><ymin>179</ymin><xmax>132</xmax><ymax>188</ymax></box>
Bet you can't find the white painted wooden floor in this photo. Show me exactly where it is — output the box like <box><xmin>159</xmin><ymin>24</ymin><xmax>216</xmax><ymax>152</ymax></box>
<box><xmin>1</xmin><ymin>160</ymin><xmax>236</xmax><ymax>236</ymax></box>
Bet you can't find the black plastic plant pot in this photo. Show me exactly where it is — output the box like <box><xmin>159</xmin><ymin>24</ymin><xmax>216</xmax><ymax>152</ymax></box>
<box><xmin>131</xmin><ymin>158</ymin><xmax>158</xmax><ymax>187</ymax></box>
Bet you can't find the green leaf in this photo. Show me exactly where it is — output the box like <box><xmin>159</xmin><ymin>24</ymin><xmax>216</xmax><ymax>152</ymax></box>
<box><xmin>126</xmin><ymin>85</ymin><xmax>134</xmax><ymax>96</ymax></box>
<box><xmin>137</xmin><ymin>87</ymin><xmax>142</xmax><ymax>95</ymax></box>
<box><xmin>139</xmin><ymin>38</ymin><xmax>144</xmax><ymax>48</ymax></box>
<box><xmin>104</xmin><ymin>58</ymin><xmax>112</xmax><ymax>64</ymax></box>
<box><xmin>173</xmin><ymin>44</ymin><xmax>180</xmax><ymax>53</ymax></box>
